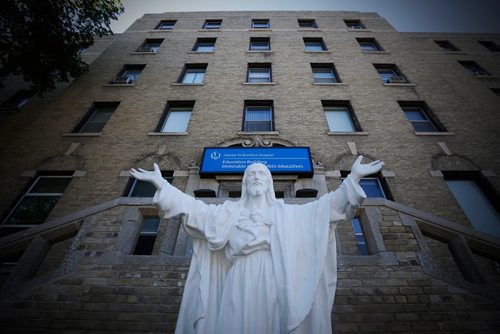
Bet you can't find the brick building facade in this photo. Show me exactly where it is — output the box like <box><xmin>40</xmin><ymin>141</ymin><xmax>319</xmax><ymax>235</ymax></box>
<box><xmin>0</xmin><ymin>11</ymin><xmax>499</xmax><ymax>333</ymax></box>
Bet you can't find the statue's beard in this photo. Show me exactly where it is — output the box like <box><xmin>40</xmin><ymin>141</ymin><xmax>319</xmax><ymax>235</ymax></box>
<box><xmin>248</xmin><ymin>183</ymin><xmax>267</xmax><ymax>197</ymax></box>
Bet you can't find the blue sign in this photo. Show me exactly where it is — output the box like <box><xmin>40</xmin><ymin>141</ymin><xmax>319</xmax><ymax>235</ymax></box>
<box><xmin>200</xmin><ymin>147</ymin><xmax>313</xmax><ymax>177</ymax></box>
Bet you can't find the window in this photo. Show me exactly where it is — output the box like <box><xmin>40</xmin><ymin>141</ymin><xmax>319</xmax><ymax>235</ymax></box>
<box><xmin>311</xmin><ymin>63</ymin><xmax>340</xmax><ymax>83</ymax></box>
<box><xmin>434</xmin><ymin>40</ymin><xmax>459</xmax><ymax>52</ymax></box>
<box><xmin>127</xmin><ymin>171</ymin><xmax>173</xmax><ymax>197</ymax></box>
<box><xmin>478</xmin><ymin>41</ymin><xmax>500</xmax><ymax>52</ymax></box>
<box><xmin>243</xmin><ymin>101</ymin><xmax>274</xmax><ymax>132</ymax></box>
<box><xmin>304</xmin><ymin>38</ymin><xmax>327</xmax><ymax>51</ymax></box>
<box><xmin>194</xmin><ymin>38</ymin><xmax>216</xmax><ymax>52</ymax></box>
<box><xmin>491</xmin><ymin>88</ymin><xmax>500</xmax><ymax>97</ymax></box>
<box><xmin>157</xmin><ymin>101</ymin><xmax>195</xmax><ymax>133</ymax></box>
<box><xmin>137</xmin><ymin>39</ymin><xmax>163</xmax><ymax>53</ymax></box>
<box><xmin>133</xmin><ymin>217</ymin><xmax>161</xmax><ymax>255</ymax></box>
<box><xmin>374</xmin><ymin>64</ymin><xmax>409</xmax><ymax>83</ymax></box>
<box><xmin>399</xmin><ymin>102</ymin><xmax>445</xmax><ymax>133</ymax></box>
<box><xmin>2</xmin><ymin>173</ymin><xmax>73</xmax><ymax>227</ymax></box>
<box><xmin>203</xmin><ymin>19</ymin><xmax>222</xmax><ymax>29</ymax></box>
<box><xmin>251</xmin><ymin>19</ymin><xmax>270</xmax><ymax>29</ymax></box>
<box><xmin>74</xmin><ymin>102</ymin><xmax>119</xmax><ymax>133</ymax></box>
<box><xmin>112</xmin><ymin>64</ymin><xmax>145</xmax><ymax>84</ymax></box>
<box><xmin>458</xmin><ymin>61</ymin><xmax>491</xmax><ymax>77</ymax></box>
<box><xmin>298</xmin><ymin>19</ymin><xmax>318</xmax><ymax>29</ymax></box>
<box><xmin>357</xmin><ymin>38</ymin><xmax>383</xmax><ymax>51</ymax></box>
<box><xmin>352</xmin><ymin>217</ymin><xmax>369</xmax><ymax>255</ymax></box>
<box><xmin>179</xmin><ymin>64</ymin><xmax>207</xmax><ymax>84</ymax></box>
<box><xmin>345</xmin><ymin>19</ymin><xmax>366</xmax><ymax>29</ymax></box>
<box><xmin>247</xmin><ymin>63</ymin><xmax>272</xmax><ymax>83</ymax></box>
<box><xmin>249</xmin><ymin>37</ymin><xmax>270</xmax><ymax>51</ymax></box>
<box><xmin>444</xmin><ymin>172</ymin><xmax>500</xmax><ymax>237</ymax></box>
<box><xmin>0</xmin><ymin>89</ymin><xmax>35</xmax><ymax>111</ymax></box>
<box><xmin>156</xmin><ymin>20</ymin><xmax>176</xmax><ymax>30</ymax></box>
<box><xmin>322</xmin><ymin>101</ymin><xmax>360</xmax><ymax>133</ymax></box>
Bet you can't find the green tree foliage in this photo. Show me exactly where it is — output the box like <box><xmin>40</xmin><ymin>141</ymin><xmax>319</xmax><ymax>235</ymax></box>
<box><xmin>0</xmin><ymin>0</ymin><xmax>124</xmax><ymax>94</ymax></box>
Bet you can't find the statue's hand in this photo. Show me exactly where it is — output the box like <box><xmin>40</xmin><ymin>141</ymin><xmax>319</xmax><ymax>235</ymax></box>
<box><xmin>130</xmin><ymin>163</ymin><xmax>166</xmax><ymax>190</ymax></box>
<box><xmin>350</xmin><ymin>155</ymin><xmax>384</xmax><ymax>183</ymax></box>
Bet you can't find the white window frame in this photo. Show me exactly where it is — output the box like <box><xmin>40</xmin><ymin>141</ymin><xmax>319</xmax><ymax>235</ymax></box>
<box><xmin>182</xmin><ymin>68</ymin><xmax>206</xmax><ymax>84</ymax></box>
<box><xmin>324</xmin><ymin>105</ymin><xmax>356</xmax><ymax>132</ymax></box>
<box><xmin>247</xmin><ymin>65</ymin><xmax>271</xmax><ymax>83</ymax></box>
<box><xmin>252</xmin><ymin>19</ymin><xmax>270</xmax><ymax>29</ymax></box>
<box><xmin>160</xmin><ymin>107</ymin><xmax>193</xmax><ymax>133</ymax></box>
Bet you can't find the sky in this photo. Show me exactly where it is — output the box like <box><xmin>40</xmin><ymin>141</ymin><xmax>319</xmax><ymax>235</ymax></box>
<box><xmin>110</xmin><ymin>0</ymin><xmax>500</xmax><ymax>34</ymax></box>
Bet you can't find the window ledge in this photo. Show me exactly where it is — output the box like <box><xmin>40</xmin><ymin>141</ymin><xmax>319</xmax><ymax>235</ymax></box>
<box><xmin>62</xmin><ymin>133</ymin><xmax>102</xmax><ymax>137</ymax></box>
<box><xmin>237</xmin><ymin>131</ymin><xmax>280</xmax><ymax>136</ymax></box>
<box><xmin>246</xmin><ymin>50</ymin><xmax>273</xmax><ymax>53</ymax></box>
<box><xmin>199</xmin><ymin>29</ymin><xmax>221</xmax><ymax>32</ymax></box>
<box><xmin>242</xmin><ymin>82</ymin><xmax>275</xmax><ymax>85</ymax></box>
<box><xmin>304</xmin><ymin>50</ymin><xmax>331</xmax><ymax>54</ymax></box>
<box><xmin>149</xmin><ymin>30</ymin><xmax>173</xmax><ymax>33</ymax></box>
<box><xmin>383</xmin><ymin>83</ymin><xmax>415</xmax><ymax>87</ymax></box>
<box><xmin>171</xmin><ymin>83</ymin><xmax>205</xmax><ymax>86</ymax></box>
<box><xmin>298</xmin><ymin>28</ymin><xmax>322</xmax><ymax>31</ymax></box>
<box><xmin>414</xmin><ymin>131</ymin><xmax>455</xmax><ymax>136</ymax></box>
<box><xmin>347</xmin><ymin>28</ymin><xmax>371</xmax><ymax>32</ymax></box>
<box><xmin>103</xmin><ymin>83</ymin><xmax>136</xmax><ymax>87</ymax></box>
<box><xmin>327</xmin><ymin>131</ymin><xmax>368</xmax><ymax>136</ymax></box>
<box><xmin>362</xmin><ymin>50</ymin><xmax>390</xmax><ymax>54</ymax></box>
<box><xmin>474</xmin><ymin>75</ymin><xmax>497</xmax><ymax>79</ymax></box>
<box><xmin>249</xmin><ymin>29</ymin><xmax>272</xmax><ymax>32</ymax></box>
<box><xmin>130</xmin><ymin>52</ymin><xmax>157</xmax><ymax>55</ymax></box>
<box><xmin>187</xmin><ymin>51</ymin><xmax>215</xmax><ymax>54</ymax></box>
<box><xmin>148</xmin><ymin>132</ymin><xmax>189</xmax><ymax>136</ymax></box>
<box><xmin>444</xmin><ymin>51</ymin><xmax>467</xmax><ymax>55</ymax></box>
<box><xmin>313</xmin><ymin>82</ymin><xmax>346</xmax><ymax>86</ymax></box>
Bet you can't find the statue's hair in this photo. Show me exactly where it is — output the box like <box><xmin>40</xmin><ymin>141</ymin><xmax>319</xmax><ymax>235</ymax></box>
<box><xmin>239</xmin><ymin>163</ymin><xmax>278</xmax><ymax>205</ymax></box>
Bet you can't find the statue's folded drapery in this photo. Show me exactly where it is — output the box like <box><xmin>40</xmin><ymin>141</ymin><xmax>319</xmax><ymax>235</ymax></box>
<box><xmin>154</xmin><ymin>176</ymin><xmax>366</xmax><ymax>334</ymax></box>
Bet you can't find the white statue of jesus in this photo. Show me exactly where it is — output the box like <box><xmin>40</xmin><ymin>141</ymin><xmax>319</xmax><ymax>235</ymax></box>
<box><xmin>130</xmin><ymin>156</ymin><xmax>383</xmax><ymax>334</ymax></box>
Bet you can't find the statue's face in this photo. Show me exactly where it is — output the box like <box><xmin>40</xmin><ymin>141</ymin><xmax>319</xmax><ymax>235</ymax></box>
<box><xmin>244</xmin><ymin>164</ymin><xmax>270</xmax><ymax>197</ymax></box>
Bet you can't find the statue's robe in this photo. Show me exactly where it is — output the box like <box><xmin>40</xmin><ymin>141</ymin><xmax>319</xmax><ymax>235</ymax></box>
<box><xmin>154</xmin><ymin>176</ymin><xmax>365</xmax><ymax>334</ymax></box>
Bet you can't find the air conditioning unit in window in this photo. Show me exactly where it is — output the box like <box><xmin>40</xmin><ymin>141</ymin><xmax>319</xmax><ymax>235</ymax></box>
<box><xmin>388</xmin><ymin>76</ymin><xmax>407</xmax><ymax>83</ymax></box>
<box><xmin>113</xmin><ymin>77</ymin><xmax>134</xmax><ymax>84</ymax></box>
<box><xmin>474</xmin><ymin>71</ymin><xmax>490</xmax><ymax>77</ymax></box>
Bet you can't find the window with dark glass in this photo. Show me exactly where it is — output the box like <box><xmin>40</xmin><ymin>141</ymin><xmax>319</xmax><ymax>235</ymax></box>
<box><xmin>374</xmin><ymin>64</ymin><xmax>409</xmax><ymax>83</ymax></box>
<box><xmin>194</xmin><ymin>38</ymin><xmax>216</xmax><ymax>52</ymax></box>
<box><xmin>311</xmin><ymin>63</ymin><xmax>340</xmax><ymax>83</ymax></box>
<box><xmin>74</xmin><ymin>102</ymin><xmax>119</xmax><ymax>133</ymax></box>
<box><xmin>443</xmin><ymin>171</ymin><xmax>500</xmax><ymax>237</ymax></box>
<box><xmin>322</xmin><ymin>101</ymin><xmax>361</xmax><ymax>133</ymax></box>
<box><xmin>179</xmin><ymin>64</ymin><xmax>207</xmax><ymax>84</ymax></box>
<box><xmin>203</xmin><ymin>19</ymin><xmax>222</xmax><ymax>29</ymax></box>
<box><xmin>298</xmin><ymin>19</ymin><xmax>318</xmax><ymax>29</ymax></box>
<box><xmin>127</xmin><ymin>171</ymin><xmax>173</xmax><ymax>197</ymax></box>
<box><xmin>344</xmin><ymin>19</ymin><xmax>366</xmax><ymax>29</ymax></box>
<box><xmin>357</xmin><ymin>38</ymin><xmax>383</xmax><ymax>51</ymax></box>
<box><xmin>303</xmin><ymin>37</ymin><xmax>327</xmax><ymax>51</ymax></box>
<box><xmin>0</xmin><ymin>89</ymin><xmax>35</xmax><ymax>111</ymax></box>
<box><xmin>458</xmin><ymin>61</ymin><xmax>491</xmax><ymax>76</ymax></box>
<box><xmin>137</xmin><ymin>39</ymin><xmax>163</xmax><ymax>53</ymax></box>
<box><xmin>247</xmin><ymin>63</ymin><xmax>272</xmax><ymax>83</ymax></box>
<box><xmin>352</xmin><ymin>217</ymin><xmax>369</xmax><ymax>255</ymax></box>
<box><xmin>478</xmin><ymin>41</ymin><xmax>500</xmax><ymax>52</ymax></box>
<box><xmin>156</xmin><ymin>20</ymin><xmax>176</xmax><ymax>30</ymax></box>
<box><xmin>251</xmin><ymin>19</ymin><xmax>270</xmax><ymax>29</ymax></box>
<box><xmin>156</xmin><ymin>101</ymin><xmax>195</xmax><ymax>133</ymax></box>
<box><xmin>249</xmin><ymin>37</ymin><xmax>271</xmax><ymax>51</ymax></box>
<box><xmin>112</xmin><ymin>64</ymin><xmax>145</xmax><ymax>84</ymax></box>
<box><xmin>2</xmin><ymin>172</ymin><xmax>73</xmax><ymax>227</ymax></box>
<box><xmin>133</xmin><ymin>217</ymin><xmax>161</xmax><ymax>255</ymax></box>
<box><xmin>434</xmin><ymin>40</ymin><xmax>459</xmax><ymax>52</ymax></box>
<box><xmin>398</xmin><ymin>102</ymin><xmax>445</xmax><ymax>133</ymax></box>
<box><xmin>342</xmin><ymin>171</ymin><xmax>392</xmax><ymax>200</ymax></box>
<box><xmin>243</xmin><ymin>101</ymin><xmax>274</xmax><ymax>132</ymax></box>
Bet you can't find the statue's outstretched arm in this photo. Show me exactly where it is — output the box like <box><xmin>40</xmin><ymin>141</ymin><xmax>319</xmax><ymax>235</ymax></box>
<box><xmin>130</xmin><ymin>163</ymin><xmax>166</xmax><ymax>190</ymax></box>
